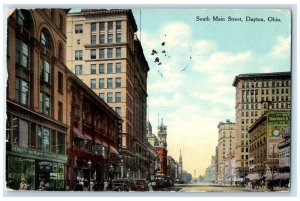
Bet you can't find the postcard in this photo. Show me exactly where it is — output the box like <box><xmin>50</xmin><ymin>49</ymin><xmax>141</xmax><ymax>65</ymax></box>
<box><xmin>4</xmin><ymin>7</ymin><xmax>292</xmax><ymax>195</ymax></box>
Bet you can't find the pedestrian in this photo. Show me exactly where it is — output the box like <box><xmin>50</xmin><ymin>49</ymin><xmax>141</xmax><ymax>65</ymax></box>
<box><xmin>148</xmin><ymin>182</ymin><xmax>154</xmax><ymax>192</ymax></box>
<box><xmin>38</xmin><ymin>181</ymin><xmax>45</xmax><ymax>191</ymax></box>
<box><xmin>19</xmin><ymin>178</ymin><xmax>28</xmax><ymax>190</ymax></box>
<box><xmin>103</xmin><ymin>180</ymin><xmax>108</xmax><ymax>191</ymax></box>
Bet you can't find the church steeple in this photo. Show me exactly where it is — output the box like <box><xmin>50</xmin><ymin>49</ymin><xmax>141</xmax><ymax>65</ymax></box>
<box><xmin>179</xmin><ymin>149</ymin><xmax>182</xmax><ymax>164</ymax></box>
<box><xmin>158</xmin><ymin>118</ymin><xmax>167</xmax><ymax>147</ymax></box>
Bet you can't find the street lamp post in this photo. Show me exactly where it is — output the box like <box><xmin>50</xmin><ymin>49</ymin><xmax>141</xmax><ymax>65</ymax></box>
<box><xmin>271</xmin><ymin>145</ymin><xmax>275</xmax><ymax>191</ymax></box>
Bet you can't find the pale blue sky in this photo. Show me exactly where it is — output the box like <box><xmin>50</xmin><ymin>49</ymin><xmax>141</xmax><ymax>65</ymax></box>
<box><xmin>132</xmin><ymin>9</ymin><xmax>291</xmax><ymax>175</ymax></box>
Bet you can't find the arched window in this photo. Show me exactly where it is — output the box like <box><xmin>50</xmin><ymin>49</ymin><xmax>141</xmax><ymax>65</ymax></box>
<box><xmin>40</xmin><ymin>28</ymin><xmax>52</xmax><ymax>49</ymax></box>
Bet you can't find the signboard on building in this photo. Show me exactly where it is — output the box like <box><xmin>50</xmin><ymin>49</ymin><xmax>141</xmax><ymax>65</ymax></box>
<box><xmin>267</xmin><ymin>112</ymin><xmax>290</xmax><ymax>126</ymax></box>
<box><xmin>38</xmin><ymin>161</ymin><xmax>53</xmax><ymax>172</ymax></box>
<box><xmin>92</xmin><ymin>145</ymin><xmax>103</xmax><ymax>155</ymax></box>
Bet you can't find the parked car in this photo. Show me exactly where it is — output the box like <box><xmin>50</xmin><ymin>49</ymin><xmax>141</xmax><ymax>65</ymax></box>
<box><xmin>134</xmin><ymin>179</ymin><xmax>148</xmax><ymax>191</ymax></box>
<box><xmin>111</xmin><ymin>178</ymin><xmax>136</xmax><ymax>191</ymax></box>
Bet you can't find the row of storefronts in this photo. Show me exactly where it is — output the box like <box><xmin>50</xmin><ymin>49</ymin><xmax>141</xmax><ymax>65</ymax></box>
<box><xmin>5</xmin><ymin>9</ymin><xmax>122</xmax><ymax>191</ymax></box>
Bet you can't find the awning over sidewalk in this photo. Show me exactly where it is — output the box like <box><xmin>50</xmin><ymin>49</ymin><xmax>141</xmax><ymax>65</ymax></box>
<box><xmin>109</xmin><ymin>146</ymin><xmax>118</xmax><ymax>155</ymax></box>
<box><xmin>246</xmin><ymin>172</ymin><xmax>260</xmax><ymax>181</ymax></box>
<box><xmin>276</xmin><ymin>173</ymin><xmax>290</xmax><ymax>180</ymax></box>
<box><xmin>268</xmin><ymin>172</ymin><xmax>290</xmax><ymax>180</ymax></box>
<box><xmin>73</xmin><ymin>127</ymin><xmax>85</xmax><ymax>140</ymax></box>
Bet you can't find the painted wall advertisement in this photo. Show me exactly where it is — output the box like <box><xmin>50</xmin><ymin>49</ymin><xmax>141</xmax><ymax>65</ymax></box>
<box><xmin>267</xmin><ymin>112</ymin><xmax>290</xmax><ymax>160</ymax></box>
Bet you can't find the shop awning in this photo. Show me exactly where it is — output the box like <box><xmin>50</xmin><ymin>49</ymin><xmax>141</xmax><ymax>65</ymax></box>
<box><xmin>85</xmin><ymin>134</ymin><xmax>92</xmax><ymax>141</ymax></box>
<box><xmin>95</xmin><ymin>138</ymin><xmax>102</xmax><ymax>144</ymax></box>
<box><xmin>246</xmin><ymin>172</ymin><xmax>260</xmax><ymax>181</ymax></box>
<box><xmin>109</xmin><ymin>146</ymin><xmax>118</xmax><ymax>155</ymax></box>
<box><xmin>273</xmin><ymin>172</ymin><xmax>290</xmax><ymax>180</ymax></box>
<box><xmin>73</xmin><ymin>127</ymin><xmax>85</xmax><ymax>140</ymax></box>
<box><xmin>102</xmin><ymin>141</ymin><xmax>108</xmax><ymax>147</ymax></box>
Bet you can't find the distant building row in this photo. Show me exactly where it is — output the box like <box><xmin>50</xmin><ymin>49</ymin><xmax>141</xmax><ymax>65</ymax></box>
<box><xmin>204</xmin><ymin>72</ymin><xmax>291</xmax><ymax>186</ymax></box>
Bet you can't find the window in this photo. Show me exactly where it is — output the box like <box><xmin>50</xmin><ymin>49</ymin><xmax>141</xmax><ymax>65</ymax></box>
<box><xmin>107</xmin><ymin>63</ymin><xmax>113</xmax><ymax>73</ymax></box>
<box><xmin>108</xmin><ymin>34</ymin><xmax>113</xmax><ymax>43</ymax></box>
<box><xmin>40</xmin><ymin>59</ymin><xmax>51</xmax><ymax>83</ymax></box>
<box><xmin>99</xmin><ymin>34</ymin><xmax>105</xmax><ymax>44</ymax></box>
<box><xmin>58</xmin><ymin>72</ymin><xmax>63</xmax><ymax>94</ymax></box>
<box><xmin>90</xmin><ymin>79</ymin><xmax>96</xmax><ymax>89</ymax></box>
<box><xmin>99</xmin><ymin>64</ymin><xmax>105</xmax><ymax>74</ymax></box>
<box><xmin>100</xmin><ymin>22</ymin><xmax>105</xmax><ymax>31</ymax></box>
<box><xmin>12</xmin><ymin>117</ymin><xmax>28</xmax><ymax>147</ymax></box>
<box><xmin>91</xmin><ymin>22</ymin><xmax>96</xmax><ymax>32</ymax></box>
<box><xmin>91</xmin><ymin>64</ymin><xmax>96</xmax><ymax>74</ymax></box>
<box><xmin>38</xmin><ymin>126</ymin><xmax>50</xmax><ymax>151</ymax></box>
<box><xmin>59</xmin><ymin>14</ymin><xmax>64</xmax><ymax>31</ymax></box>
<box><xmin>40</xmin><ymin>30</ymin><xmax>51</xmax><ymax>48</ymax></box>
<box><xmin>107</xmin><ymin>48</ymin><xmax>113</xmax><ymax>58</ymax></box>
<box><xmin>116</xmin><ymin>21</ymin><xmax>122</xmax><ymax>30</ymax></box>
<box><xmin>107</xmin><ymin>92</ymin><xmax>113</xmax><ymax>103</ymax></box>
<box><xmin>75</xmin><ymin>65</ymin><xmax>82</xmax><ymax>75</ymax></box>
<box><xmin>99</xmin><ymin>78</ymin><xmax>104</xmax><ymax>89</ymax></box>
<box><xmin>57</xmin><ymin>132</ymin><xmax>65</xmax><ymax>154</ymax></box>
<box><xmin>15</xmin><ymin>77</ymin><xmax>29</xmax><ymax>106</ymax></box>
<box><xmin>16</xmin><ymin>39</ymin><xmax>29</xmax><ymax>68</ymax></box>
<box><xmin>115</xmin><ymin>92</ymin><xmax>121</xmax><ymax>103</ymax></box>
<box><xmin>107</xmin><ymin>78</ymin><xmax>113</xmax><ymax>88</ymax></box>
<box><xmin>108</xmin><ymin>21</ymin><xmax>113</xmax><ymax>30</ymax></box>
<box><xmin>75</xmin><ymin>50</ymin><xmax>83</xmax><ymax>60</ymax></box>
<box><xmin>116</xmin><ymin>33</ymin><xmax>122</xmax><ymax>43</ymax></box>
<box><xmin>116</xmin><ymin>63</ymin><xmax>121</xmax><ymax>73</ymax></box>
<box><xmin>91</xmin><ymin>35</ymin><xmax>96</xmax><ymax>44</ymax></box>
<box><xmin>40</xmin><ymin>92</ymin><xmax>51</xmax><ymax>116</ymax></box>
<box><xmin>286</xmin><ymin>88</ymin><xmax>289</xmax><ymax>94</ymax></box>
<box><xmin>115</xmin><ymin>77</ymin><xmax>121</xmax><ymax>88</ymax></box>
<box><xmin>116</xmin><ymin>48</ymin><xmax>121</xmax><ymax>58</ymax></box>
<box><xmin>100</xmin><ymin>49</ymin><xmax>105</xmax><ymax>59</ymax></box>
<box><xmin>99</xmin><ymin>93</ymin><xmax>105</xmax><ymax>100</ymax></box>
<box><xmin>115</xmin><ymin>107</ymin><xmax>121</xmax><ymax>116</ymax></box>
<box><xmin>75</xmin><ymin>24</ymin><xmax>83</xmax><ymax>33</ymax></box>
<box><xmin>91</xmin><ymin>49</ymin><xmax>96</xmax><ymax>59</ymax></box>
<box><xmin>58</xmin><ymin>101</ymin><xmax>63</xmax><ymax>122</ymax></box>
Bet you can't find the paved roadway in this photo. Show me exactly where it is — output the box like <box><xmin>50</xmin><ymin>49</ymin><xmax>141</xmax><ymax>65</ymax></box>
<box><xmin>168</xmin><ymin>183</ymin><xmax>285</xmax><ymax>192</ymax></box>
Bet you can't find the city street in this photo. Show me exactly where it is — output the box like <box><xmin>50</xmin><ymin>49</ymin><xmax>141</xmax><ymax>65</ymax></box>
<box><xmin>167</xmin><ymin>183</ymin><xmax>289</xmax><ymax>192</ymax></box>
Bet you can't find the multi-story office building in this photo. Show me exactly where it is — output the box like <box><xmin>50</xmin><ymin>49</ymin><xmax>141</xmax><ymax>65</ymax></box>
<box><xmin>248</xmin><ymin>111</ymin><xmax>290</xmax><ymax>183</ymax></box>
<box><xmin>232</xmin><ymin>72</ymin><xmax>291</xmax><ymax>180</ymax></box>
<box><xmin>6</xmin><ymin>9</ymin><xmax>70</xmax><ymax>190</ymax></box>
<box><xmin>217</xmin><ymin>119</ymin><xmax>236</xmax><ymax>183</ymax></box>
<box><xmin>66</xmin><ymin>9</ymin><xmax>149</xmax><ymax>178</ymax></box>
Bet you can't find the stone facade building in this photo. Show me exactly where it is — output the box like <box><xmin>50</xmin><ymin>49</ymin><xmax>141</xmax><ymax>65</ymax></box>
<box><xmin>6</xmin><ymin>9</ymin><xmax>70</xmax><ymax>190</ymax></box>
<box><xmin>66</xmin><ymin>9</ymin><xmax>149</xmax><ymax>179</ymax></box>
<box><xmin>232</xmin><ymin>72</ymin><xmax>291</xmax><ymax>180</ymax></box>
<box><xmin>217</xmin><ymin>119</ymin><xmax>236</xmax><ymax>184</ymax></box>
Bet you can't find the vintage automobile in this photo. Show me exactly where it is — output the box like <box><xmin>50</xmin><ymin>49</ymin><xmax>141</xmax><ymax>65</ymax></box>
<box><xmin>111</xmin><ymin>178</ymin><xmax>136</xmax><ymax>191</ymax></box>
<box><xmin>134</xmin><ymin>179</ymin><xmax>148</xmax><ymax>191</ymax></box>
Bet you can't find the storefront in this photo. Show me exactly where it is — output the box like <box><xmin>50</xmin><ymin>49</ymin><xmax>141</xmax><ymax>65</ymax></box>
<box><xmin>6</xmin><ymin>145</ymin><xmax>68</xmax><ymax>190</ymax></box>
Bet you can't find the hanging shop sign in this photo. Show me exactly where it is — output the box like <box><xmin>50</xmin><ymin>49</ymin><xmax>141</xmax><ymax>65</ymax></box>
<box><xmin>38</xmin><ymin>161</ymin><xmax>53</xmax><ymax>172</ymax></box>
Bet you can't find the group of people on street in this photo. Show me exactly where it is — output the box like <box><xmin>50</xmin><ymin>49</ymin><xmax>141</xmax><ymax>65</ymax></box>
<box><xmin>74</xmin><ymin>178</ymin><xmax>113</xmax><ymax>191</ymax></box>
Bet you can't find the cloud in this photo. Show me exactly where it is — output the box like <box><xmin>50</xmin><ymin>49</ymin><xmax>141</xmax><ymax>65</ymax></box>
<box><xmin>160</xmin><ymin>21</ymin><xmax>192</xmax><ymax>49</ymax></box>
<box><xmin>269</xmin><ymin>36</ymin><xmax>291</xmax><ymax>58</ymax></box>
<box><xmin>193</xmin><ymin>50</ymin><xmax>252</xmax><ymax>72</ymax></box>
